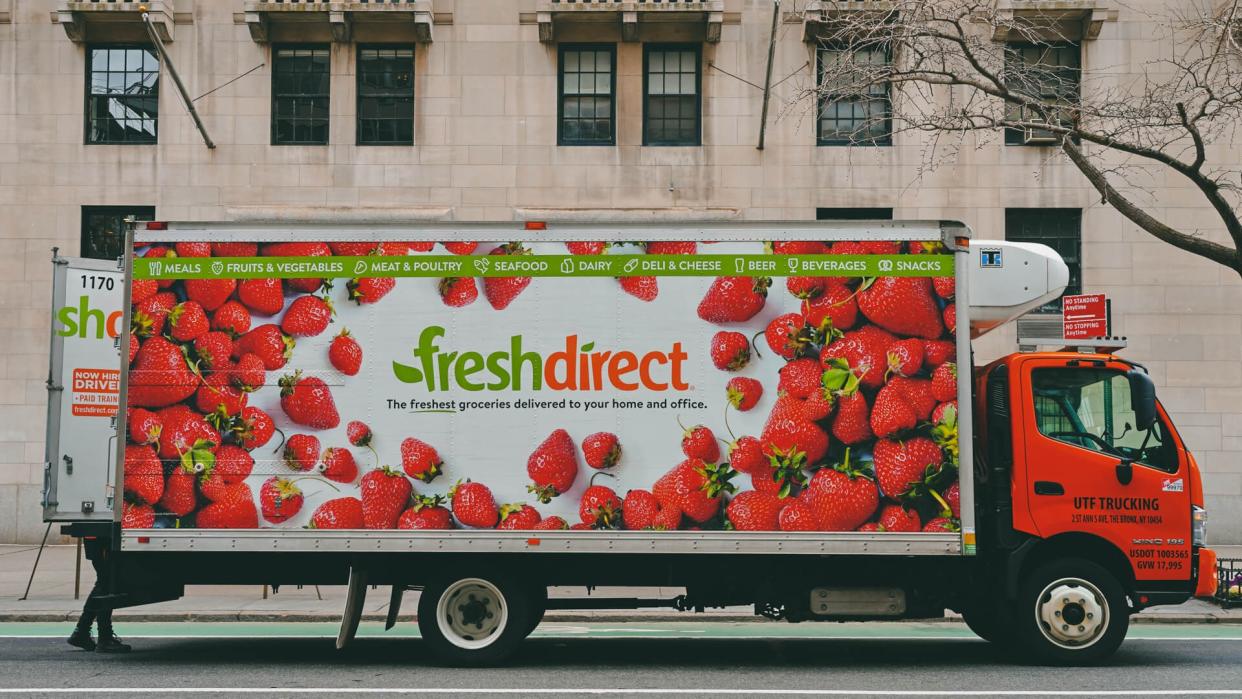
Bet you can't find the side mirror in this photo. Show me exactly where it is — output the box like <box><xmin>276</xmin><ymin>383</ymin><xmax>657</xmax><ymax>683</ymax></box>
<box><xmin>1116</xmin><ymin>459</ymin><xmax>1134</xmax><ymax>486</ymax></box>
<box><xmin>1127</xmin><ymin>369</ymin><xmax>1157</xmax><ymax>431</ymax></box>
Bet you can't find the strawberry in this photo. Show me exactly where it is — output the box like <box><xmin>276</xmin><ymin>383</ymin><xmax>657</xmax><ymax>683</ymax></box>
<box><xmin>196</xmin><ymin>484</ymin><xmax>259</xmax><ymax>529</ymax></box>
<box><xmin>131</xmin><ymin>291</ymin><xmax>176</xmax><ymax>338</ymax></box>
<box><xmin>361</xmin><ymin>466</ymin><xmax>413</xmax><ymax>529</ymax></box>
<box><xmin>348</xmin><ymin>276</ymin><xmax>396</xmax><ymax>305</ymax></box>
<box><xmin>174</xmin><ymin>242</ymin><xmax>212</xmax><ymax>257</ymax></box>
<box><xmin>401</xmin><ymin>241</ymin><xmax>434</xmax><ymax>253</ymax></box>
<box><xmin>347</xmin><ymin>421</ymin><xmax>373</xmax><ymax>448</ymax></box>
<box><xmin>123</xmin><ymin>445</ymin><xmax>164</xmax><ymax>505</ymax></box>
<box><xmin>122</xmin><ymin>502</ymin><xmax>155</xmax><ymax>529</ymax></box>
<box><xmin>778</xmin><ymin>499</ymin><xmax>818</xmax><ymax>531</ymax></box>
<box><xmin>930</xmin><ymin>402</ymin><xmax>959</xmax><ymax>466</ymax></box>
<box><xmin>168</xmin><ymin>301</ymin><xmax>210</xmax><ymax>343</ymax></box>
<box><xmin>697</xmin><ymin>276</ymin><xmax>770</xmax><ymax>324</ymax></box>
<box><xmin>193</xmin><ymin>331</ymin><xmax>234</xmax><ymax>372</ymax></box>
<box><xmin>284</xmin><ymin>434</ymin><xmax>320</xmax><ymax>472</ymax></box>
<box><xmin>761</xmin><ymin>395</ymin><xmax>829</xmax><ymax>467</ymax></box>
<box><xmin>931</xmin><ymin>400</ymin><xmax>956</xmax><ymax>426</ymax></box>
<box><xmin>922</xmin><ymin>339</ymin><xmax>956</xmax><ymax>368</ymax></box>
<box><xmin>184</xmin><ymin>278</ymin><xmax>237</xmax><ymax>312</ymax></box>
<box><xmin>438</xmin><ymin>277</ymin><xmax>478</xmax><ymax>307</ymax></box>
<box><xmin>681</xmin><ymin>423</ymin><xmax>720</xmax><ymax>462</ymax></box>
<box><xmin>857</xmin><ymin>522</ymin><xmax>881</xmax><ymax>532</ymax></box>
<box><xmin>621</xmin><ymin>489</ymin><xmax>663</xmax><ymax>530</ymax></box>
<box><xmin>726</xmin><ymin>435</ymin><xmax>765</xmax><ymax>474</ymax></box>
<box><xmin>726</xmin><ymin>377</ymin><xmax>762</xmax><ymax>412</ymax></box>
<box><xmin>943</xmin><ymin>481</ymin><xmax>961</xmax><ymax>518</ymax></box>
<box><xmin>802</xmin><ymin>450</ymin><xmax>878</xmax><ymax>531</ymax></box>
<box><xmin>532</xmin><ymin>515</ymin><xmax>569</xmax><ymax>530</ymax></box>
<box><xmin>877</xmin><ymin>503</ymin><xmax>921</xmax><ymax>532</ymax></box>
<box><xmin>858</xmin><ymin>277</ymin><xmax>944</xmax><ymax>339</ymax></box>
<box><xmin>725</xmin><ymin>490</ymin><xmax>783</xmax><ymax>531</ymax></box>
<box><xmin>156</xmin><ymin>406</ymin><xmax>218</xmax><ymax>461</ymax></box>
<box><xmin>144</xmin><ymin>246</ymin><xmax>176</xmax><ymax>289</ymax></box>
<box><xmin>397</xmin><ymin>495</ymin><xmax>454</xmax><ymax>530</ymax></box>
<box><xmin>777</xmin><ymin>358</ymin><xmax>823</xmax><ymax>400</ymax></box>
<box><xmin>128</xmin><ymin>408</ymin><xmax>163</xmax><ymax>446</ymax></box>
<box><xmin>888</xmin><ymin>377</ymin><xmax>937</xmax><ymax>420</ymax></box>
<box><xmin>923</xmin><ymin>516</ymin><xmax>959</xmax><ymax>532</ymax></box>
<box><xmin>819</xmin><ymin>325</ymin><xmax>895</xmax><ymax>389</ymax></box>
<box><xmin>646</xmin><ymin>241</ymin><xmax>696</xmax><ymax>255</ymax></box>
<box><xmin>933</xmin><ymin>275</ymin><xmax>955</xmax><ymax>299</ymax></box>
<box><xmin>566</xmin><ymin>241</ymin><xmax>606</xmax><ymax>255</ymax></box>
<box><xmin>871</xmin><ymin>382</ymin><xmax>918</xmax><ymax>438</ymax></box>
<box><xmin>281</xmin><ymin>295</ymin><xmax>333</xmax><ymax>337</ymax></box>
<box><xmin>526</xmin><ymin>429</ymin><xmax>579</xmax><ymax>502</ymax></box>
<box><xmin>329</xmin><ymin>242</ymin><xmax>381</xmax><ymax>256</ymax></box>
<box><xmin>443</xmin><ymin>241</ymin><xmax>479</xmax><ymax>255</ymax></box>
<box><xmin>279</xmin><ymin>371</ymin><xmax>340</xmax><ymax>429</ymax></box>
<box><xmin>886</xmin><ymin>338</ymin><xmax>924</xmax><ymax>378</ymax></box>
<box><xmin>569</xmin><ymin>522</ymin><xmax>594</xmax><ymax>530</ymax></box>
<box><xmin>234</xmin><ymin>405</ymin><xmax>275</xmax><ymax>450</ymax></box>
<box><xmin>199</xmin><ymin>444</ymin><xmax>255</xmax><ymax>501</ymax></box>
<box><xmin>943</xmin><ymin>303</ymin><xmax>957</xmax><ymax>335</ymax></box>
<box><xmin>329</xmin><ymin>329</ymin><xmax>363</xmax><ymax>376</ymax></box>
<box><xmin>129</xmin><ymin>336</ymin><xmax>199</xmax><ymax>408</ymax></box>
<box><xmin>494</xmin><ymin>503</ymin><xmax>541</xmax><ymax>530</ymax></box>
<box><xmin>194</xmin><ymin>371</ymin><xmax>248</xmax><ymax>416</ymax></box>
<box><xmin>263</xmin><ymin>242</ymin><xmax>331</xmax><ymax>293</ymax></box>
<box><xmin>400</xmin><ymin>437</ymin><xmax>443</xmax><ymax>483</ymax></box>
<box><xmin>578</xmin><ymin>483</ymin><xmax>621</xmax><ymax>528</ymax></box>
<box><xmin>132</xmin><ymin>279</ymin><xmax>158</xmax><ymax>305</ymax></box>
<box><xmin>803</xmin><ymin>285</ymin><xmax>859</xmax><ymax>333</ymax></box>
<box><xmin>232</xmin><ymin>353</ymin><xmax>267</xmax><ymax>391</ymax></box>
<box><xmin>581</xmin><ymin>432</ymin><xmax>622</xmax><ymax>469</ymax></box>
<box><xmin>158</xmin><ymin>466</ymin><xmax>198</xmax><ymax>518</ymax></box>
<box><xmin>771</xmin><ymin>241</ymin><xmax>829</xmax><ymax>255</ymax></box>
<box><xmin>652</xmin><ymin>459</ymin><xmax>736</xmax><ymax>524</ymax></box>
<box><xmin>309</xmin><ymin>497</ymin><xmax>364</xmax><ymax>529</ymax></box>
<box><xmin>260</xmin><ymin>477</ymin><xmax>304</xmax><ymax>524</ymax></box>
<box><xmin>319</xmin><ymin>447</ymin><xmax>359</xmax><ymax>484</ymax></box>
<box><xmin>831</xmin><ymin>391</ymin><xmax>873</xmax><ymax>445</ymax></box>
<box><xmin>786</xmin><ymin>276</ymin><xmax>826</xmax><ymax>300</ymax></box>
<box><xmin>833</xmin><ymin>240</ymin><xmax>900</xmax><ymax>255</ymax></box>
<box><xmin>483</xmin><ymin>242</ymin><xmax>533</xmax><ymax>310</ymax></box>
<box><xmin>873</xmin><ymin>437</ymin><xmax>944</xmax><ymax>500</ymax></box>
<box><xmin>128</xmin><ymin>333</ymin><xmax>139</xmax><ymax>364</ymax></box>
<box><xmin>652</xmin><ymin>506</ymin><xmax>683</xmax><ymax>531</ymax></box>
<box><xmin>212</xmin><ymin>242</ymin><xmax>258</xmax><ymax>257</ymax></box>
<box><xmin>709</xmin><ymin>331</ymin><xmax>751</xmax><ymax>371</ymax></box>
<box><xmin>211</xmin><ymin>301</ymin><xmax>252</xmax><ymax>337</ymax></box>
<box><xmin>233</xmin><ymin>324</ymin><xmax>294</xmax><ymax>370</ymax></box>
<box><xmin>619</xmin><ymin>276</ymin><xmax>658</xmax><ymax>301</ymax></box>
<box><xmin>237</xmin><ymin>278</ymin><xmax>285</xmax><ymax>317</ymax></box>
<box><xmin>765</xmin><ymin>313</ymin><xmax>815</xmax><ymax>360</ymax></box>
<box><xmin>931</xmin><ymin>362</ymin><xmax>957</xmax><ymax>402</ymax></box>
<box><xmin>450</xmin><ymin>479</ymin><xmax>499</xmax><ymax>528</ymax></box>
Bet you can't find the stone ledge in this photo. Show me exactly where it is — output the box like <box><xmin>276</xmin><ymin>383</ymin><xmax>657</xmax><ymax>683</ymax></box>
<box><xmin>536</xmin><ymin>0</ymin><xmax>724</xmax><ymax>43</ymax></box>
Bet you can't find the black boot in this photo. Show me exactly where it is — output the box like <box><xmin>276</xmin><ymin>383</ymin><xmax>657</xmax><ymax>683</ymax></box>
<box><xmin>67</xmin><ymin>627</ymin><xmax>96</xmax><ymax>651</ymax></box>
<box><xmin>95</xmin><ymin>631</ymin><xmax>131</xmax><ymax>654</ymax></box>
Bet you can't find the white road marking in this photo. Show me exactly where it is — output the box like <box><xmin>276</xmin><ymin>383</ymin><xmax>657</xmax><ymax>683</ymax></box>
<box><xmin>1</xmin><ymin>634</ymin><xmax>1241</xmax><ymax>641</ymax></box>
<box><xmin>0</xmin><ymin>689</ymin><xmax>1241</xmax><ymax>696</ymax></box>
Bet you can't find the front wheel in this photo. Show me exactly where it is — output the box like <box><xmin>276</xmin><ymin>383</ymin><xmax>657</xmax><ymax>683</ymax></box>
<box><xmin>417</xmin><ymin>575</ymin><xmax>531</xmax><ymax>666</ymax></box>
<box><xmin>1015</xmin><ymin>559</ymin><xmax>1130</xmax><ymax>665</ymax></box>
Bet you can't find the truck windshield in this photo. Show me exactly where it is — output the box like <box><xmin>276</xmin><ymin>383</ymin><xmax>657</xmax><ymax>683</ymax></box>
<box><xmin>1031</xmin><ymin>367</ymin><xmax>1177</xmax><ymax>473</ymax></box>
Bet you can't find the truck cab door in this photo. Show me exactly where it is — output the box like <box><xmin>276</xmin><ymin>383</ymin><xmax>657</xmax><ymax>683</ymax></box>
<box><xmin>1018</xmin><ymin>359</ymin><xmax>1192</xmax><ymax>583</ymax></box>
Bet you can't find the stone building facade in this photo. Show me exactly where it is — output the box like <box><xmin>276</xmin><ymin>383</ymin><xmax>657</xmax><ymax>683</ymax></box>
<box><xmin>0</xmin><ymin>0</ymin><xmax>1238</xmax><ymax>543</ymax></box>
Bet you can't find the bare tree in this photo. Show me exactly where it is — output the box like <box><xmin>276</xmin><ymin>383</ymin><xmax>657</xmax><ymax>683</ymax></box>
<box><xmin>794</xmin><ymin>0</ymin><xmax>1242</xmax><ymax>277</ymax></box>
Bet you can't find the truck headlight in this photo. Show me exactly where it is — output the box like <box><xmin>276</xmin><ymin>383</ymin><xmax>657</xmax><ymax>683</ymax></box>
<box><xmin>1192</xmin><ymin>505</ymin><xmax>1207</xmax><ymax>547</ymax></box>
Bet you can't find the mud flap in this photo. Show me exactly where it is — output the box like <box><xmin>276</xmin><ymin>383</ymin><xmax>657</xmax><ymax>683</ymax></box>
<box><xmin>336</xmin><ymin>566</ymin><xmax>368</xmax><ymax>650</ymax></box>
<box><xmin>385</xmin><ymin>585</ymin><xmax>406</xmax><ymax>631</ymax></box>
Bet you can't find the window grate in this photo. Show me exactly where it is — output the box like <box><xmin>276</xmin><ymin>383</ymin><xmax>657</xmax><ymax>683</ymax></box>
<box><xmin>643</xmin><ymin>45</ymin><xmax>701</xmax><ymax>146</ymax></box>
<box><xmin>86</xmin><ymin>46</ymin><xmax>159</xmax><ymax>145</ymax></box>
<box><xmin>357</xmin><ymin>46</ymin><xmax>415</xmax><ymax>146</ymax></box>
<box><xmin>817</xmin><ymin>46</ymin><xmax>891</xmax><ymax>146</ymax></box>
<box><xmin>272</xmin><ymin>46</ymin><xmax>331</xmax><ymax>146</ymax></box>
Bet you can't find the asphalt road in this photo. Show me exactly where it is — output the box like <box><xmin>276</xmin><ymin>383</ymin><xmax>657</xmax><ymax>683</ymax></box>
<box><xmin>1</xmin><ymin>622</ymin><xmax>1241</xmax><ymax>697</ymax></box>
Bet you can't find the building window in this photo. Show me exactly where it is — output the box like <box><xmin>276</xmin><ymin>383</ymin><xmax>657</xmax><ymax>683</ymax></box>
<box><xmin>558</xmin><ymin>45</ymin><xmax>616</xmax><ymax>146</ymax></box>
<box><xmin>816</xmin><ymin>208</ymin><xmax>893</xmax><ymax>220</ymax></box>
<box><xmin>643</xmin><ymin>45</ymin><xmax>701</xmax><ymax>146</ymax></box>
<box><xmin>272</xmin><ymin>46</ymin><xmax>331</xmax><ymax>145</ymax></box>
<box><xmin>1003</xmin><ymin>43</ymin><xmax>1080</xmax><ymax>146</ymax></box>
<box><xmin>817</xmin><ymin>46</ymin><xmax>891</xmax><ymax>146</ymax></box>
<box><xmin>86</xmin><ymin>46</ymin><xmax>159</xmax><ymax>145</ymax></box>
<box><xmin>81</xmin><ymin>206</ymin><xmax>155</xmax><ymax>261</ymax></box>
<box><xmin>357</xmin><ymin>46</ymin><xmax>414</xmax><ymax>146</ymax></box>
<box><xmin>1006</xmin><ymin>208</ymin><xmax>1081</xmax><ymax>311</ymax></box>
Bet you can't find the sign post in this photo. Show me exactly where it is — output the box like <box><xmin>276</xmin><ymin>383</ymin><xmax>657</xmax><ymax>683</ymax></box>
<box><xmin>1063</xmin><ymin>293</ymin><xmax>1109</xmax><ymax>339</ymax></box>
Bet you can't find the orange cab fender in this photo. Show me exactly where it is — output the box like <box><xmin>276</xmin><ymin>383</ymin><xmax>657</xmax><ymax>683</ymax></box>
<box><xmin>1004</xmin><ymin>532</ymin><xmax>1136</xmax><ymax>602</ymax></box>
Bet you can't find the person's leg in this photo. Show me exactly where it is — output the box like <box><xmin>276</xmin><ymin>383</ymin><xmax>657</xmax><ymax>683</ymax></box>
<box><xmin>67</xmin><ymin>555</ymin><xmax>106</xmax><ymax>650</ymax></box>
<box><xmin>90</xmin><ymin>552</ymin><xmax>130</xmax><ymax>653</ymax></box>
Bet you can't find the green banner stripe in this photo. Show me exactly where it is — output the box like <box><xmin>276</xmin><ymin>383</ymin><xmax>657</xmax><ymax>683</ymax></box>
<box><xmin>133</xmin><ymin>254</ymin><xmax>955</xmax><ymax>280</ymax></box>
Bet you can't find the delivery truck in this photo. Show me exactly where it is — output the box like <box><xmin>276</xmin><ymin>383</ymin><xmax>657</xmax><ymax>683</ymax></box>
<box><xmin>43</xmin><ymin>219</ymin><xmax>1216</xmax><ymax>666</ymax></box>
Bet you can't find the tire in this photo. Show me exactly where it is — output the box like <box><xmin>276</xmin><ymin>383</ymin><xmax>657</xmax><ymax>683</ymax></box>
<box><xmin>961</xmin><ymin>603</ymin><xmax>1011</xmax><ymax>646</ymax></box>
<box><xmin>1014</xmin><ymin>558</ymin><xmax>1130</xmax><ymax>665</ymax></box>
<box><xmin>524</xmin><ymin>584</ymin><xmax>548</xmax><ymax>637</ymax></box>
<box><xmin>417</xmin><ymin>574</ymin><xmax>531</xmax><ymax>666</ymax></box>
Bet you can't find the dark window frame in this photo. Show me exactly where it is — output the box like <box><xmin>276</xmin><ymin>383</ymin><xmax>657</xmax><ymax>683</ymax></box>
<box><xmin>557</xmin><ymin>43</ymin><xmax>617</xmax><ymax>147</ymax></box>
<box><xmin>816</xmin><ymin>207</ymin><xmax>894</xmax><ymax>220</ymax></box>
<box><xmin>355</xmin><ymin>44</ymin><xmax>416</xmax><ymax>147</ymax></box>
<box><xmin>642</xmin><ymin>44</ymin><xmax>702</xmax><ymax>147</ymax></box>
<box><xmin>1003</xmin><ymin>42</ymin><xmax>1081</xmax><ymax>146</ymax></box>
<box><xmin>271</xmin><ymin>44</ymin><xmax>332</xmax><ymax>146</ymax></box>
<box><xmin>815</xmin><ymin>44</ymin><xmax>892</xmax><ymax>147</ymax></box>
<box><xmin>1005</xmin><ymin>208</ymin><xmax>1081</xmax><ymax>312</ymax></box>
<box><xmin>80</xmin><ymin>206</ymin><xmax>155</xmax><ymax>261</ymax></box>
<box><xmin>84</xmin><ymin>44</ymin><xmax>160</xmax><ymax>145</ymax></box>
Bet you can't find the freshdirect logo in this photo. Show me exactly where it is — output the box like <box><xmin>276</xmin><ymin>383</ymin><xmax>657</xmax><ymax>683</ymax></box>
<box><xmin>393</xmin><ymin>326</ymin><xmax>689</xmax><ymax>392</ymax></box>
<box><xmin>56</xmin><ymin>295</ymin><xmax>122</xmax><ymax>340</ymax></box>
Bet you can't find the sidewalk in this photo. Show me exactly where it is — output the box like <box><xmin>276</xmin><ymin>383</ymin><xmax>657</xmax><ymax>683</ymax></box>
<box><xmin>2</xmin><ymin>544</ymin><xmax>1238</xmax><ymax>625</ymax></box>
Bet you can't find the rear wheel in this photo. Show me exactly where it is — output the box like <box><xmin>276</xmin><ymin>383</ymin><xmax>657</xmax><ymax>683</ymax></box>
<box><xmin>1014</xmin><ymin>559</ymin><xmax>1129</xmax><ymax>665</ymax></box>
<box><xmin>417</xmin><ymin>575</ymin><xmax>530</xmax><ymax>666</ymax></box>
<box><xmin>525</xmin><ymin>584</ymin><xmax>548</xmax><ymax>636</ymax></box>
<box><xmin>961</xmin><ymin>603</ymin><xmax>1011</xmax><ymax>646</ymax></box>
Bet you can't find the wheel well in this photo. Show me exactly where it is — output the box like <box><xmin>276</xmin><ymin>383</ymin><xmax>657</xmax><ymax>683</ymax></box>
<box><xmin>1018</xmin><ymin>533</ymin><xmax>1136</xmax><ymax>600</ymax></box>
